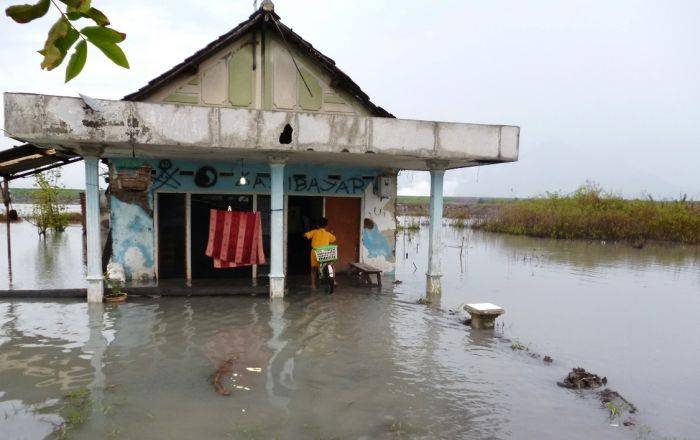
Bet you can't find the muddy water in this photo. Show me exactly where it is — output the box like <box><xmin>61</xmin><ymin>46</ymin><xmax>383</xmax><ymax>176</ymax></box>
<box><xmin>0</xmin><ymin>222</ymin><xmax>86</xmax><ymax>290</ymax></box>
<box><xmin>0</xmin><ymin>219</ymin><xmax>698</xmax><ymax>439</ymax></box>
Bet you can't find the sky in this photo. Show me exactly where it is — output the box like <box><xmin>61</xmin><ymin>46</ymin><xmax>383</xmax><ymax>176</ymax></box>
<box><xmin>1</xmin><ymin>0</ymin><xmax>698</xmax><ymax>199</ymax></box>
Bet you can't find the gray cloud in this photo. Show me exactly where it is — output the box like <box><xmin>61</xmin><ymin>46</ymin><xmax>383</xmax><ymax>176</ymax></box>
<box><xmin>2</xmin><ymin>0</ymin><xmax>698</xmax><ymax>198</ymax></box>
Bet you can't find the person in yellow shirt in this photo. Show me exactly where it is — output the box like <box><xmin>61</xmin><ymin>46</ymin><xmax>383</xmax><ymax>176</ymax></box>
<box><xmin>304</xmin><ymin>217</ymin><xmax>336</xmax><ymax>289</ymax></box>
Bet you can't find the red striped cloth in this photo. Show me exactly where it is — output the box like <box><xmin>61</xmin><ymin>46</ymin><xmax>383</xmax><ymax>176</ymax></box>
<box><xmin>205</xmin><ymin>210</ymin><xmax>266</xmax><ymax>268</ymax></box>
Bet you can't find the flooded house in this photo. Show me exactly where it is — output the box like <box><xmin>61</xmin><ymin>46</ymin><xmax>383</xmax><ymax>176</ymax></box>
<box><xmin>2</xmin><ymin>1</ymin><xmax>519</xmax><ymax>301</ymax></box>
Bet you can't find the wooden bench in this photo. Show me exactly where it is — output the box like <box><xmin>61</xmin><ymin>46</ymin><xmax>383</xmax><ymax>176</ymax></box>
<box><xmin>349</xmin><ymin>262</ymin><xmax>383</xmax><ymax>287</ymax></box>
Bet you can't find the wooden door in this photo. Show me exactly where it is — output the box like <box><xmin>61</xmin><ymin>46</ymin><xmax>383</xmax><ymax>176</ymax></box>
<box><xmin>324</xmin><ymin>197</ymin><xmax>361</xmax><ymax>273</ymax></box>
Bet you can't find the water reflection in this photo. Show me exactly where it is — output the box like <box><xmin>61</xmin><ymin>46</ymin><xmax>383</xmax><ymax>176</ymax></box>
<box><xmin>0</xmin><ymin>222</ymin><xmax>86</xmax><ymax>290</ymax></box>
<box><xmin>0</xmin><ymin>294</ymin><xmax>637</xmax><ymax>439</ymax></box>
<box><xmin>395</xmin><ymin>223</ymin><xmax>699</xmax><ymax>439</ymax></box>
<box><xmin>0</xmin><ymin>219</ymin><xmax>698</xmax><ymax>438</ymax></box>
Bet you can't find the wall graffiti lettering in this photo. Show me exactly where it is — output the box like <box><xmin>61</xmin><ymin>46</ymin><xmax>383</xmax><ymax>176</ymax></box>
<box><xmin>250</xmin><ymin>174</ymin><xmax>368</xmax><ymax>194</ymax></box>
<box><xmin>114</xmin><ymin>158</ymin><xmax>377</xmax><ymax>195</ymax></box>
<box><xmin>289</xmin><ymin>175</ymin><xmax>366</xmax><ymax>194</ymax></box>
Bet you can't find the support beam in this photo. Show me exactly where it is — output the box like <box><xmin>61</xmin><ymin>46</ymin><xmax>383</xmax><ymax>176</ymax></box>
<box><xmin>185</xmin><ymin>193</ymin><xmax>192</xmax><ymax>286</ymax></box>
<box><xmin>252</xmin><ymin>194</ymin><xmax>258</xmax><ymax>284</ymax></box>
<box><xmin>4</xmin><ymin>93</ymin><xmax>520</xmax><ymax>171</ymax></box>
<box><xmin>269</xmin><ymin>158</ymin><xmax>286</xmax><ymax>298</ymax></box>
<box><xmin>2</xmin><ymin>178</ymin><xmax>11</xmax><ymax>285</ymax></box>
<box><xmin>84</xmin><ymin>156</ymin><xmax>103</xmax><ymax>302</ymax></box>
<box><xmin>426</xmin><ymin>168</ymin><xmax>445</xmax><ymax>295</ymax></box>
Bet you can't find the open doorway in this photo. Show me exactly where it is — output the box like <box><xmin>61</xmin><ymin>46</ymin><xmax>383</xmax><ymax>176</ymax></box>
<box><xmin>157</xmin><ymin>192</ymin><xmax>271</xmax><ymax>283</ymax></box>
<box><xmin>191</xmin><ymin>194</ymin><xmax>253</xmax><ymax>279</ymax></box>
<box><xmin>287</xmin><ymin>196</ymin><xmax>323</xmax><ymax>275</ymax></box>
<box><xmin>157</xmin><ymin>193</ymin><xmax>186</xmax><ymax>279</ymax></box>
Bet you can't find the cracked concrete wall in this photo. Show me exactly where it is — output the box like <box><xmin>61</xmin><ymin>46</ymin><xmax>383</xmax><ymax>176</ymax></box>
<box><xmin>4</xmin><ymin>93</ymin><xmax>519</xmax><ymax>169</ymax></box>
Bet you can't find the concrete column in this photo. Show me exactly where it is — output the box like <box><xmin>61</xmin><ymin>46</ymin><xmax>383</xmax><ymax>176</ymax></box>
<box><xmin>84</xmin><ymin>156</ymin><xmax>103</xmax><ymax>302</ymax></box>
<box><xmin>185</xmin><ymin>193</ymin><xmax>192</xmax><ymax>286</ymax></box>
<box><xmin>2</xmin><ymin>179</ymin><xmax>11</xmax><ymax>281</ymax></box>
<box><xmin>426</xmin><ymin>168</ymin><xmax>445</xmax><ymax>295</ymax></box>
<box><xmin>269</xmin><ymin>159</ymin><xmax>286</xmax><ymax>298</ymax></box>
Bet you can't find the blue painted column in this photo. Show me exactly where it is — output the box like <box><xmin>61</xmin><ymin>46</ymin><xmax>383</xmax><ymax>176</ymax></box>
<box><xmin>84</xmin><ymin>156</ymin><xmax>103</xmax><ymax>302</ymax></box>
<box><xmin>426</xmin><ymin>168</ymin><xmax>445</xmax><ymax>295</ymax></box>
<box><xmin>269</xmin><ymin>158</ymin><xmax>286</xmax><ymax>298</ymax></box>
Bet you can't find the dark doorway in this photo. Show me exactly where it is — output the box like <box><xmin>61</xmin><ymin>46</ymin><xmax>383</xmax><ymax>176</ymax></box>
<box><xmin>157</xmin><ymin>193</ymin><xmax>186</xmax><ymax>279</ymax></box>
<box><xmin>191</xmin><ymin>194</ymin><xmax>253</xmax><ymax>279</ymax></box>
<box><xmin>325</xmin><ymin>197</ymin><xmax>361</xmax><ymax>273</ymax></box>
<box><xmin>287</xmin><ymin>196</ymin><xmax>323</xmax><ymax>275</ymax></box>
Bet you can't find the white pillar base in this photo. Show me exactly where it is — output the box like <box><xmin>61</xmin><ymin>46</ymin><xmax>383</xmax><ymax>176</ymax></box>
<box><xmin>87</xmin><ymin>277</ymin><xmax>104</xmax><ymax>303</ymax></box>
<box><xmin>269</xmin><ymin>276</ymin><xmax>285</xmax><ymax>298</ymax></box>
<box><xmin>426</xmin><ymin>274</ymin><xmax>442</xmax><ymax>295</ymax></box>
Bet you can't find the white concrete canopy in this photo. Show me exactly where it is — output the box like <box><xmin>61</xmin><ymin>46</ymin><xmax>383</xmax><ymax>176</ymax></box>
<box><xmin>4</xmin><ymin>93</ymin><xmax>519</xmax><ymax>170</ymax></box>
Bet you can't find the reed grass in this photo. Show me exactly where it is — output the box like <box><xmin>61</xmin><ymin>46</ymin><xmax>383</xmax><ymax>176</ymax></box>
<box><xmin>0</xmin><ymin>212</ymin><xmax>82</xmax><ymax>224</ymax></box>
<box><xmin>474</xmin><ymin>184</ymin><xmax>700</xmax><ymax>244</ymax></box>
<box><xmin>397</xmin><ymin>219</ymin><xmax>421</xmax><ymax>231</ymax></box>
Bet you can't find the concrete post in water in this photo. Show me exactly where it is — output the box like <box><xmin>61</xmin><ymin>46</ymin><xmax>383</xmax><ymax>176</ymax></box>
<box><xmin>269</xmin><ymin>157</ymin><xmax>286</xmax><ymax>298</ymax></box>
<box><xmin>2</xmin><ymin>178</ymin><xmax>11</xmax><ymax>276</ymax></box>
<box><xmin>84</xmin><ymin>156</ymin><xmax>104</xmax><ymax>302</ymax></box>
<box><xmin>464</xmin><ymin>303</ymin><xmax>505</xmax><ymax>330</ymax></box>
<box><xmin>427</xmin><ymin>166</ymin><xmax>445</xmax><ymax>295</ymax></box>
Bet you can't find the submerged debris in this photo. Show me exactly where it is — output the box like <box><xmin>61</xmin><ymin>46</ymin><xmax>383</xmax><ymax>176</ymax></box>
<box><xmin>598</xmin><ymin>388</ymin><xmax>637</xmax><ymax>414</ymax></box>
<box><xmin>213</xmin><ymin>358</ymin><xmax>235</xmax><ymax>396</ymax></box>
<box><xmin>557</xmin><ymin>367</ymin><xmax>607</xmax><ymax>389</ymax></box>
<box><xmin>556</xmin><ymin>369</ymin><xmax>639</xmax><ymax>427</ymax></box>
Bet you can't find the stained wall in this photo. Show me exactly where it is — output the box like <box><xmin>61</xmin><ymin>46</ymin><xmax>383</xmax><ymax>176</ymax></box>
<box><xmin>109</xmin><ymin>158</ymin><xmax>396</xmax><ymax>280</ymax></box>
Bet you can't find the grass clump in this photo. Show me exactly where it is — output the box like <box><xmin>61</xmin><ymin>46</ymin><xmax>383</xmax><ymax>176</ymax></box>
<box><xmin>474</xmin><ymin>183</ymin><xmax>700</xmax><ymax>244</ymax></box>
<box><xmin>510</xmin><ymin>342</ymin><xmax>527</xmax><ymax>351</ymax></box>
<box><xmin>397</xmin><ymin>219</ymin><xmax>421</xmax><ymax>232</ymax></box>
<box><xmin>53</xmin><ymin>387</ymin><xmax>92</xmax><ymax>438</ymax></box>
<box><xmin>452</xmin><ymin>218</ymin><xmax>469</xmax><ymax>228</ymax></box>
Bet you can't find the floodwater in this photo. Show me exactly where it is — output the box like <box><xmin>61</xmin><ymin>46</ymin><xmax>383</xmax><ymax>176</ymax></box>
<box><xmin>0</xmin><ymin>218</ymin><xmax>698</xmax><ymax>439</ymax></box>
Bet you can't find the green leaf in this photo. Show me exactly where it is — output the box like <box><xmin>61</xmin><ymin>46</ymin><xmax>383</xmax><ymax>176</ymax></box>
<box><xmin>87</xmin><ymin>38</ymin><xmax>129</xmax><ymax>69</ymax></box>
<box><xmin>81</xmin><ymin>26</ymin><xmax>125</xmax><ymax>43</ymax></box>
<box><xmin>59</xmin><ymin>0</ymin><xmax>91</xmax><ymax>13</ymax></box>
<box><xmin>84</xmin><ymin>7</ymin><xmax>109</xmax><ymax>26</ymax></box>
<box><xmin>40</xmin><ymin>17</ymin><xmax>70</xmax><ymax>70</ymax></box>
<box><xmin>66</xmin><ymin>6</ymin><xmax>108</xmax><ymax>25</ymax></box>
<box><xmin>5</xmin><ymin>0</ymin><xmax>50</xmax><ymax>24</ymax></box>
<box><xmin>65</xmin><ymin>40</ymin><xmax>87</xmax><ymax>82</ymax></box>
<box><xmin>55</xmin><ymin>27</ymin><xmax>79</xmax><ymax>54</ymax></box>
<box><xmin>39</xmin><ymin>44</ymin><xmax>62</xmax><ymax>70</ymax></box>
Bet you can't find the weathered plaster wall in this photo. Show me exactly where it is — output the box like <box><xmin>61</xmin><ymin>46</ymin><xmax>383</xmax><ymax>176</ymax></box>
<box><xmin>5</xmin><ymin>93</ymin><xmax>519</xmax><ymax>170</ymax></box>
<box><xmin>108</xmin><ymin>158</ymin><xmax>396</xmax><ymax>279</ymax></box>
<box><xmin>110</xmin><ymin>196</ymin><xmax>155</xmax><ymax>282</ymax></box>
<box><xmin>361</xmin><ymin>173</ymin><xmax>397</xmax><ymax>274</ymax></box>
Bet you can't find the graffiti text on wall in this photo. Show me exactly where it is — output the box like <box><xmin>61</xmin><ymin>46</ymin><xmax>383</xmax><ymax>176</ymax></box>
<box><xmin>122</xmin><ymin>159</ymin><xmax>375</xmax><ymax>195</ymax></box>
